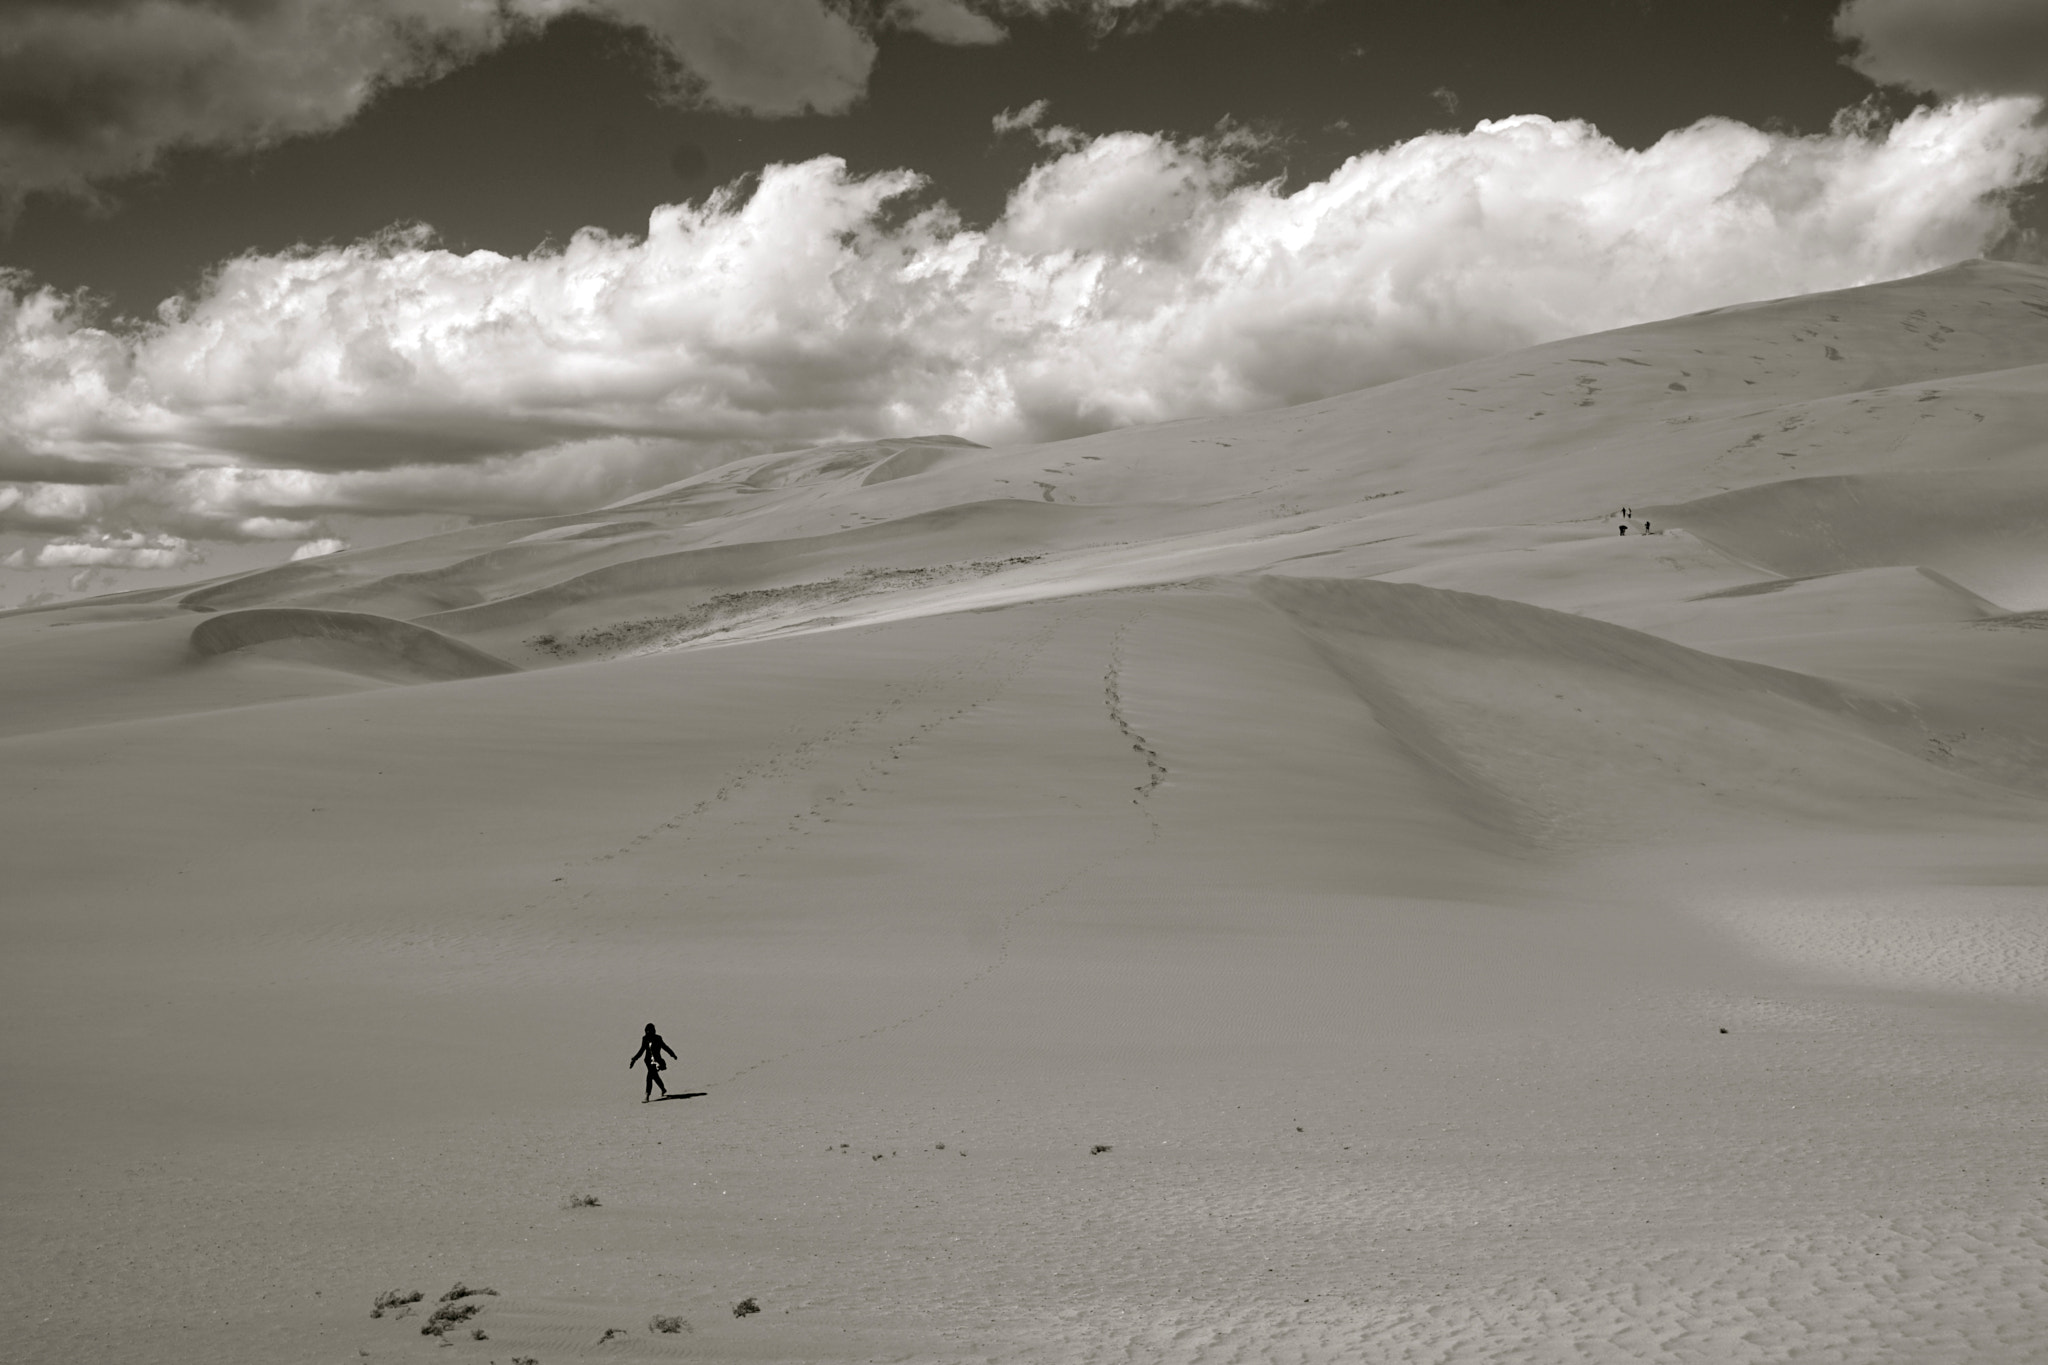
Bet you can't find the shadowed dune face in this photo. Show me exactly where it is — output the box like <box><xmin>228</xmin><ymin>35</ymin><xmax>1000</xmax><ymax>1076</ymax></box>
<box><xmin>414</xmin><ymin>499</ymin><xmax>1116</xmax><ymax>658</ymax></box>
<box><xmin>1254</xmin><ymin>575</ymin><xmax>2005</xmax><ymax>845</ymax></box>
<box><xmin>1650</xmin><ymin>471</ymin><xmax>2048</xmax><ymax>609</ymax></box>
<box><xmin>189</xmin><ymin>608</ymin><xmax>519</xmax><ymax>682</ymax></box>
<box><xmin>7</xmin><ymin>263</ymin><xmax>2048</xmax><ymax>1364</ymax></box>
<box><xmin>612</xmin><ymin>434</ymin><xmax>986</xmax><ymax>506</ymax></box>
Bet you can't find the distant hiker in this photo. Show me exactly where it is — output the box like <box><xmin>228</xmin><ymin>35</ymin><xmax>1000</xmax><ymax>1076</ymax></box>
<box><xmin>630</xmin><ymin>1023</ymin><xmax>677</xmax><ymax>1102</ymax></box>
<box><xmin>1642</xmin><ymin>521</ymin><xmax>1652</xmax><ymax>535</ymax></box>
<box><xmin>1618</xmin><ymin>524</ymin><xmax>1628</xmax><ymax>535</ymax></box>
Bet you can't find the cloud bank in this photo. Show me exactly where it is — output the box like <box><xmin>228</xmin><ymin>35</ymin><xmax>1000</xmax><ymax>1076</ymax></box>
<box><xmin>0</xmin><ymin>0</ymin><xmax>1273</xmax><ymax>208</ymax></box>
<box><xmin>3</xmin><ymin>96</ymin><xmax>2044</xmax><ymax>553</ymax></box>
<box><xmin>1837</xmin><ymin>0</ymin><xmax>2048</xmax><ymax>100</ymax></box>
<box><xmin>0</xmin><ymin>530</ymin><xmax>199</xmax><ymax>570</ymax></box>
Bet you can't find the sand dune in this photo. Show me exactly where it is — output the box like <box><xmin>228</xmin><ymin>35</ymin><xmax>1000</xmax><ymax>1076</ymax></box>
<box><xmin>419</xmin><ymin>500</ymin><xmax>1121</xmax><ymax>659</ymax></box>
<box><xmin>1651</xmin><ymin>470</ymin><xmax>2048</xmax><ymax>608</ymax></box>
<box><xmin>0</xmin><ymin>602</ymin><xmax>389</xmax><ymax>739</ymax></box>
<box><xmin>189</xmin><ymin>607</ymin><xmax>520</xmax><ymax>682</ymax></box>
<box><xmin>6</xmin><ymin>263</ymin><xmax>2048</xmax><ymax>1364</ymax></box>
<box><xmin>1256</xmin><ymin>575</ymin><xmax>1997</xmax><ymax>844</ymax></box>
<box><xmin>613</xmin><ymin>435</ymin><xmax>986</xmax><ymax>504</ymax></box>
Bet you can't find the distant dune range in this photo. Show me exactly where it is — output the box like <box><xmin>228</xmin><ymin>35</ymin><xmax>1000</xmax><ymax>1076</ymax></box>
<box><xmin>6</xmin><ymin>262</ymin><xmax>2048</xmax><ymax>1363</ymax></box>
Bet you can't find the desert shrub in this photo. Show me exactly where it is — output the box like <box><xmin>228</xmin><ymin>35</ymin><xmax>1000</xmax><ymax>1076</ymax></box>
<box><xmin>732</xmin><ymin>1296</ymin><xmax>761</xmax><ymax>1318</ymax></box>
<box><xmin>440</xmin><ymin>1281</ymin><xmax>498</xmax><ymax>1302</ymax></box>
<box><xmin>1091</xmin><ymin>1145</ymin><xmax>1112</xmax><ymax>1155</ymax></box>
<box><xmin>420</xmin><ymin>1301</ymin><xmax>481</xmax><ymax>1335</ymax></box>
<box><xmin>649</xmin><ymin>1314</ymin><xmax>691</xmax><ymax>1334</ymax></box>
<box><xmin>564</xmin><ymin>1192</ymin><xmax>601</xmax><ymax>1208</ymax></box>
<box><xmin>371</xmin><ymin>1288</ymin><xmax>422</xmax><ymax>1317</ymax></box>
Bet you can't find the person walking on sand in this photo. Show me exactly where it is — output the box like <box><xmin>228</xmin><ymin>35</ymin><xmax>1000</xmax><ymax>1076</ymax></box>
<box><xmin>630</xmin><ymin>1023</ymin><xmax>677</xmax><ymax>1102</ymax></box>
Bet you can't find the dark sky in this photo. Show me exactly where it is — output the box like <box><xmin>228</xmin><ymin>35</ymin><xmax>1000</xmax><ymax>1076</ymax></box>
<box><xmin>5</xmin><ymin>1</ymin><xmax>1895</xmax><ymax>317</ymax></box>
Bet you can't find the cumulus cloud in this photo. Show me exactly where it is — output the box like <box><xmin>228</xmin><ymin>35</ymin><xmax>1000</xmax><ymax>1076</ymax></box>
<box><xmin>1837</xmin><ymin>0</ymin><xmax>2048</xmax><ymax>100</ymax></box>
<box><xmin>2</xmin><ymin>96</ymin><xmax>2044</xmax><ymax>555</ymax></box>
<box><xmin>26</xmin><ymin>531</ymin><xmax>200</xmax><ymax>570</ymax></box>
<box><xmin>995</xmin><ymin>127</ymin><xmax>1247</xmax><ymax>255</ymax></box>
<box><xmin>289</xmin><ymin>537</ymin><xmax>350</xmax><ymax>560</ymax></box>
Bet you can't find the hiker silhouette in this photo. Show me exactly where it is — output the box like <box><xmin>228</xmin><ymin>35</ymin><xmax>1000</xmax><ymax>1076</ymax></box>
<box><xmin>629</xmin><ymin>1023</ymin><xmax>677</xmax><ymax>1102</ymax></box>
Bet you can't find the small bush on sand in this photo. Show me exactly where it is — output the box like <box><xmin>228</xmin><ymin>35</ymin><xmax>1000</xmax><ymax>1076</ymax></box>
<box><xmin>1091</xmin><ymin>1145</ymin><xmax>1112</xmax><ymax>1155</ymax></box>
<box><xmin>420</xmin><ymin>1301</ymin><xmax>481</xmax><ymax>1335</ymax></box>
<box><xmin>513</xmin><ymin>1357</ymin><xmax>538</xmax><ymax>1365</ymax></box>
<box><xmin>564</xmin><ymin>1192</ymin><xmax>600</xmax><ymax>1208</ymax></box>
<box><xmin>732</xmin><ymin>1296</ymin><xmax>761</xmax><ymax>1318</ymax></box>
<box><xmin>598</xmin><ymin>1327</ymin><xmax>626</xmax><ymax>1342</ymax></box>
<box><xmin>371</xmin><ymin>1289</ymin><xmax>422</xmax><ymax>1317</ymax></box>
<box><xmin>440</xmin><ymin>1281</ymin><xmax>497</xmax><ymax>1302</ymax></box>
<box><xmin>649</xmin><ymin>1315</ymin><xmax>691</xmax><ymax>1334</ymax></box>
<box><xmin>470</xmin><ymin>1328</ymin><xmax>488</xmax><ymax>1340</ymax></box>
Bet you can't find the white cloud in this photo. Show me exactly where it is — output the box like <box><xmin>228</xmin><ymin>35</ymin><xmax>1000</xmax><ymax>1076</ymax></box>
<box><xmin>1837</xmin><ymin>0</ymin><xmax>2048</xmax><ymax>100</ymax></box>
<box><xmin>888</xmin><ymin>0</ymin><xmax>1007</xmax><ymax>46</ymax></box>
<box><xmin>289</xmin><ymin>537</ymin><xmax>350</xmax><ymax>560</ymax></box>
<box><xmin>995</xmin><ymin>128</ymin><xmax>1245</xmax><ymax>255</ymax></box>
<box><xmin>32</xmin><ymin>531</ymin><xmax>199</xmax><ymax>569</ymax></box>
<box><xmin>990</xmin><ymin>98</ymin><xmax>1086</xmax><ymax>150</ymax></box>
<box><xmin>2</xmin><ymin>96</ymin><xmax>2044</xmax><ymax>549</ymax></box>
<box><xmin>992</xmin><ymin>99</ymin><xmax>1052</xmax><ymax>134</ymax></box>
<box><xmin>236</xmin><ymin>517</ymin><xmax>322</xmax><ymax>539</ymax></box>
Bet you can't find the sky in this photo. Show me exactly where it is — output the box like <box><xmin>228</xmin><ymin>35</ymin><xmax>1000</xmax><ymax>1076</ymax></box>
<box><xmin>2</xmin><ymin>0</ymin><xmax>2047</xmax><ymax>605</ymax></box>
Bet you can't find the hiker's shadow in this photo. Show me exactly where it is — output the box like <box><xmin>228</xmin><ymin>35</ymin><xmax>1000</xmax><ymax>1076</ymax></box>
<box><xmin>656</xmin><ymin>1092</ymin><xmax>708</xmax><ymax>1101</ymax></box>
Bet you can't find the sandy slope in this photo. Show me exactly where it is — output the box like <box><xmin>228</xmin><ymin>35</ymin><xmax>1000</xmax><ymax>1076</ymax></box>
<box><xmin>5</xmin><ymin>261</ymin><xmax>2048</xmax><ymax>1364</ymax></box>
